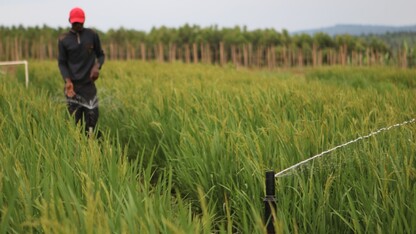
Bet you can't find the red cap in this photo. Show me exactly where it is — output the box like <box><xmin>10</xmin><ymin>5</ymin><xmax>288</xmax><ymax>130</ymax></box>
<box><xmin>69</xmin><ymin>7</ymin><xmax>85</xmax><ymax>24</ymax></box>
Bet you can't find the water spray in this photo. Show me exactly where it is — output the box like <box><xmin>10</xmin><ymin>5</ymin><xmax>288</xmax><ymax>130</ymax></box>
<box><xmin>263</xmin><ymin>117</ymin><xmax>416</xmax><ymax>233</ymax></box>
<box><xmin>274</xmin><ymin>118</ymin><xmax>416</xmax><ymax>178</ymax></box>
<box><xmin>67</xmin><ymin>94</ymin><xmax>99</xmax><ymax>110</ymax></box>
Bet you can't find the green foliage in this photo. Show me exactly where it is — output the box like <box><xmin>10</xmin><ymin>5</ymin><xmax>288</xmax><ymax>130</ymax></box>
<box><xmin>306</xmin><ymin>66</ymin><xmax>416</xmax><ymax>89</ymax></box>
<box><xmin>1</xmin><ymin>25</ymin><xmax>416</xmax><ymax>67</ymax></box>
<box><xmin>1</xmin><ymin>61</ymin><xmax>416</xmax><ymax>233</ymax></box>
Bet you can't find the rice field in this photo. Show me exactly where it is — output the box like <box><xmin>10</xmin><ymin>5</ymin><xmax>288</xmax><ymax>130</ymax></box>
<box><xmin>1</xmin><ymin>61</ymin><xmax>415</xmax><ymax>233</ymax></box>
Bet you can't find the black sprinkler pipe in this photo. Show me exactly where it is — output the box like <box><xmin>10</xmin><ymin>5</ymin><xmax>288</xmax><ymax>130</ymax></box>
<box><xmin>264</xmin><ymin>171</ymin><xmax>277</xmax><ymax>234</ymax></box>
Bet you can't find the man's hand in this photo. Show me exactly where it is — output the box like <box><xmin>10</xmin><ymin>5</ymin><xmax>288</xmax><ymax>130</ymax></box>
<box><xmin>65</xmin><ymin>78</ymin><xmax>76</xmax><ymax>98</ymax></box>
<box><xmin>90</xmin><ymin>63</ymin><xmax>100</xmax><ymax>81</ymax></box>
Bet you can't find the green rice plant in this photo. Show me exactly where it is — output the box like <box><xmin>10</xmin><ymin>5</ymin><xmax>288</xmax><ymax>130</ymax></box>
<box><xmin>1</xmin><ymin>61</ymin><xmax>415</xmax><ymax>233</ymax></box>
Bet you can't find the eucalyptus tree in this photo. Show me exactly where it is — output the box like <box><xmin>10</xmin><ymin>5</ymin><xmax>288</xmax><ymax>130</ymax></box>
<box><xmin>220</xmin><ymin>26</ymin><xmax>249</xmax><ymax>65</ymax></box>
<box><xmin>198</xmin><ymin>25</ymin><xmax>222</xmax><ymax>64</ymax></box>
<box><xmin>292</xmin><ymin>33</ymin><xmax>313</xmax><ymax>66</ymax></box>
<box><xmin>176</xmin><ymin>24</ymin><xmax>201</xmax><ymax>63</ymax></box>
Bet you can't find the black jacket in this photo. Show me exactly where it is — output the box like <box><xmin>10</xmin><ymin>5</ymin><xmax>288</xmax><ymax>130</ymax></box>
<box><xmin>58</xmin><ymin>28</ymin><xmax>105</xmax><ymax>83</ymax></box>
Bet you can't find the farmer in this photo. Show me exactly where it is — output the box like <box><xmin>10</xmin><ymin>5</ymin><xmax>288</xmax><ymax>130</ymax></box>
<box><xmin>58</xmin><ymin>7</ymin><xmax>105</xmax><ymax>136</ymax></box>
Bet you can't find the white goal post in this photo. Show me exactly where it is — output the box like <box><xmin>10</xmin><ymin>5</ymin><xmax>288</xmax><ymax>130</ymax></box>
<box><xmin>0</xmin><ymin>60</ymin><xmax>29</xmax><ymax>88</ymax></box>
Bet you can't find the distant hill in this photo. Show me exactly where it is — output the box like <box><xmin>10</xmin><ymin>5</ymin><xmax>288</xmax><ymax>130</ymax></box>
<box><xmin>293</xmin><ymin>24</ymin><xmax>416</xmax><ymax>36</ymax></box>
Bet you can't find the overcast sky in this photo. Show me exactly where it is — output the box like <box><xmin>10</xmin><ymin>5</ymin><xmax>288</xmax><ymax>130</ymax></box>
<box><xmin>1</xmin><ymin>0</ymin><xmax>415</xmax><ymax>32</ymax></box>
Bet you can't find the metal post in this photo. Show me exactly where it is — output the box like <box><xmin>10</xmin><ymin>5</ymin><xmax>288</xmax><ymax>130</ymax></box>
<box><xmin>264</xmin><ymin>171</ymin><xmax>277</xmax><ymax>234</ymax></box>
<box><xmin>0</xmin><ymin>60</ymin><xmax>29</xmax><ymax>88</ymax></box>
<box><xmin>24</xmin><ymin>60</ymin><xmax>29</xmax><ymax>88</ymax></box>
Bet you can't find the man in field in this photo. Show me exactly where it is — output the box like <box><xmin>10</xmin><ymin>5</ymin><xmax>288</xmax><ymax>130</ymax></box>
<box><xmin>58</xmin><ymin>7</ymin><xmax>105</xmax><ymax>137</ymax></box>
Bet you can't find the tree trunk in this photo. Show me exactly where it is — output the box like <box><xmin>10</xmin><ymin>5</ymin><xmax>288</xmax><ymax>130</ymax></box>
<box><xmin>169</xmin><ymin>43</ymin><xmax>177</xmax><ymax>62</ymax></box>
<box><xmin>177</xmin><ymin>44</ymin><xmax>183</xmax><ymax>62</ymax></box>
<box><xmin>184</xmin><ymin>44</ymin><xmax>191</xmax><ymax>64</ymax></box>
<box><xmin>13</xmin><ymin>37</ymin><xmax>19</xmax><ymax>60</ymax></box>
<box><xmin>39</xmin><ymin>37</ymin><xmax>45</xmax><ymax>60</ymax></box>
<box><xmin>140</xmin><ymin>43</ymin><xmax>146</xmax><ymax>61</ymax></box>
<box><xmin>231</xmin><ymin>45</ymin><xmax>237</xmax><ymax>66</ymax></box>
<box><xmin>317</xmin><ymin>49</ymin><xmax>322</xmax><ymax>66</ymax></box>
<box><xmin>131</xmin><ymin>43</ymin><xmax>137</xmax><ymax>60</ymax></box>
<box><xmin>370</xmin><ymin>49</ymin><xmax>376</xmax><ymax>66</ymax></box>
<box><xmin>243</xmin><ymin>44</ymin><xmax>249</xmax><ymax>67</ymax></box>
<box><xmin>256</xmin><ymin>45</ymin><xmax>263</xmax><ymax>67</ymax></box>
<box><xmin>48</xmin><ymin>41</ymin><xmax>53</xmax><ymax>60</ymax></box>
<box><xmin>126</xmin><ymin>43</ymin><xmax>131</xmax><ymax>60</ymax></box>
<box><xmin>267</xmin><ymin>46</ymin><xmax>275</xmax><ymax>69</ymax></box>
<box><xmin>219</xmin><ymin>42</ymin><xmax>226</xmax><ymax>66</ymax></box>
<box><xmin>109</xmin><ymin>42</ymin><xmax>115</xmax><ymax>60</ymax></box>
<box><xmin>312</xmin><ymin>43</ymin><xmax>318</xmax><ymax>67</ymax></box>
<box><xmin>205</xmin><ymin>44</ymin><xmax>212</xmax><ymax>64</ymax></box>
<box><xmin>200</xmin><ymin>43</ymin><xmax>205</xmax><ymax>63</ymax></box>
<box><xmin>331</xmin><ymin>49</ymin><xmax>337</xmax><ymax>65</ymax></box>
<box><xmin>0</xmin><ymin>39</ymin><xmax>4</xmax><ymax>60</ymax></box>
<box><xmin>157</xmin><ymin>43</ymin><xmax>164</xmax><ymax>62</ymax></box>
<box><xmin>282</xmin><ymin>47</ymin><xmax>288</xmax><ymax>67</ymax></box>
<box><xmin>192</xmin><ymin>43</ymin><xmax>198</xmax><ymax>64</ymax></box>
<box><xmin>30</xmin><ymin>40</ymin><xmax>36</xmax><ymax>60</ymax></box>
<box><xmin>297</xmin><ymin>49</ymin><xmax>303</xmax><ymax>67</ymax></box>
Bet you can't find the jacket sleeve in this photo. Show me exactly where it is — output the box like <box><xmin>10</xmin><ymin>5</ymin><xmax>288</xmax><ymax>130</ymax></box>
<box><xmin>57</xmin><ymin>38</ymin><xmax>71</xmax><ymax>81</ymax></box>
<box><xmin>94</xmin><ymin>32</ymin><xmax>105</xmax><ymax>68</ymax></box>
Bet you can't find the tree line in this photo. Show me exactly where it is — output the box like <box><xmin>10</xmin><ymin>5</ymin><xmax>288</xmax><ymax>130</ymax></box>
<box><xmin>1</xmin><ymin>24</ymin><xmax>415</xmax><ymax>68</ymax></box>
